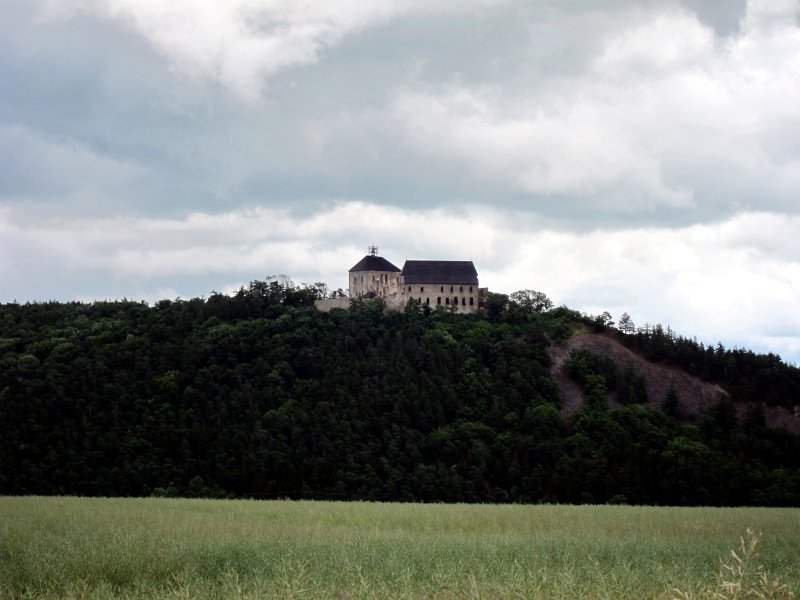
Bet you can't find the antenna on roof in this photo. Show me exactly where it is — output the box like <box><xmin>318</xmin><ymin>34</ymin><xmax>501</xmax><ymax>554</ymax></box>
<box><xmin>368</xmin><ymin>245</ymin><xmax>378</xmax><ymax>256</ymax></box>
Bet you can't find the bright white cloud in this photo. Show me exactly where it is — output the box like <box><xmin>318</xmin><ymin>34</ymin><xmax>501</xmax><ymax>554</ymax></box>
<box><xmin>388</xmin><ymin>86</ymin><xmax>694</xmax><ymax>208</ymax></box>
<box><xmin>39</xmin><ymin>0</ymin><xmax>505</xmax><ymax>103</ymax></box>
<box><xmin>596</xmin><ymin>10</ymin><xmax>716</xmax><ymax>72</ymax></box>
<box><xmin>41</xmin><ymin>0</ymin><xmax>387</xmax><ymax>103</ymax></box>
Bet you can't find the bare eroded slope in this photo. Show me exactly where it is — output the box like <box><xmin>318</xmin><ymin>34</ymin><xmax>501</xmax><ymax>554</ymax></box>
<box><xmin>548</xmin><ymin>331</ymin><xmax>800</xmax><ymax>433</ymax></box>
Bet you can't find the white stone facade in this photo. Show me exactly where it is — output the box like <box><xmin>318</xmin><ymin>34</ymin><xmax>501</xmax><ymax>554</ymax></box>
<box><xmin>348</xmin><ymin>270</ymin><xmax>401</xmax><ymax>299</ymax></box>
<box><xmin>402</xmin><ymin>282</ymin><xmax>479</xmax><ymax>313</ymax></box>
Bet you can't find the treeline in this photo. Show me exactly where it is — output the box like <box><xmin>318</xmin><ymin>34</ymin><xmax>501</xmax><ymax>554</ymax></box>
<box><xmin>617</xmin><ymin>323</ymin><xmax>800</xmax><ymax>409</ymax></box>
<box><xmin>0</xmin><ymin>281</ymin><xmax>799</xmax><ymax>505</ymax></box>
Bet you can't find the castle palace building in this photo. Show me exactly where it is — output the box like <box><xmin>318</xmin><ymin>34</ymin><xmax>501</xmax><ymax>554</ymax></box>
<box><xmin>401</xmin><ymin>260</ymin><xmax>479</xmax><ymax>312</ymax></box>
<box><xmin>347</xmin><ymin>247</ymin><xmax>481</xmax><ymax>314</ymax></box>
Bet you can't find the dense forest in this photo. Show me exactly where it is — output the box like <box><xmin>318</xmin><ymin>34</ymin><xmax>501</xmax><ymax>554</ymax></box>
<box><xmin>1</xmin><ymin>279</ymin><xmax>799</xmax><ymax>505</ymax></box>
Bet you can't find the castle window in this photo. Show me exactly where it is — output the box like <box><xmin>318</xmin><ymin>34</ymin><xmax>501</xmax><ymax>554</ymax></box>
<box><xmin>445</xmin><ymin>298</ymin><xmax>450</xmax><ymax>305</ymax></box>
<box><xmin>453</xmin><ymin>296</ymin><xmax>458</xmax><ymax>305</ymax></box>
<box><xmin>470</xmin><ymin>286</ymin><xmax>473</xmax><ymax>292</ymax></box>
<box><xmin>440</xmin><ymin>286</ymin><xmax>443</xmax><ymax>292</ymax></box>
<box><xmin>470</xmin><ymin>297</ymin><xmax>474</xmax><ymax>306</ymax></box>
<box><xmin>462</xmin><ymin>297</ymin><xmax>466</xmax><ymax>306</ymax></box>
<box><xmin>426</xmin><ymin>298</ymin><xmax>430</xmax><ymax>305</ymax></box>
<box><xmin>460</xmin><ymin>286</ymin><xmax>463</xmax><ymax>292</ymax></box>
<box><xmin>420</xmin><ymin>287</ymin><xmax>424</xmax><ymax>292</ymax></box>
<box><xmin>408</xmin><ymin>286</ymin><xmax>411</xmax><ymax>292</ymax></box>
<box><xmin>450</xmin><ymin>286</ymin><xmax>453</xmax><ymax>293</ymax></box>
<box><xmin>437</xmin><ymin>297</ymin><xmax>441</xmax><ymax>305</ymax></box>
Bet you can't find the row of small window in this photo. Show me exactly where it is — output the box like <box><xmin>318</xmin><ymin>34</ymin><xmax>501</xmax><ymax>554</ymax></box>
<box><xmin>354</xmin><ymin>275</ymin><xmax>395</xmax><ymax>284</ymax></box>
<box><xmin>409</xmin><ymin>285</ymin><xmax>473</xmax><ymax>293</ymax></box>
<box><xmin>414</xmin><ymin>296</ymin><xmax>474</xmax><ymax>306</ymax></box>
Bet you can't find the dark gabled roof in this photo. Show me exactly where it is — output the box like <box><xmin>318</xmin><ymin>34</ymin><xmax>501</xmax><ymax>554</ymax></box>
<box><xmin>401</xmin><ymin>260</ymin><xmax>478</xmax><ymax>285</ymax></box>
<box><xmin>349</xmin><ymin>255</ymin><xmax>401</xmax><ymax>273</ymax></box>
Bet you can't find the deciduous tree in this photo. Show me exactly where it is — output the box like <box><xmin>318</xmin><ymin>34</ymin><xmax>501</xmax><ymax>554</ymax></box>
<box><xmin>509</xmin><ymin>290</ymin><xmax>554</xmax><ymax>314</ymax></box>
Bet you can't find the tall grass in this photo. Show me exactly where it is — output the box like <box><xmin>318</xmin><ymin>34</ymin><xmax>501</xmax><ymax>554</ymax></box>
<box><xmin>1</xmin><ymin>497</ymin><xmax>798</xmax><ymax>598</ymax></box>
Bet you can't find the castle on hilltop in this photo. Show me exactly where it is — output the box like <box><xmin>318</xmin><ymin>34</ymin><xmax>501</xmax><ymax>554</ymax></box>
<box><xmin>317</xmin><ymin>246</ymin><xmax>484</xmax><ymax>313</ymax></box>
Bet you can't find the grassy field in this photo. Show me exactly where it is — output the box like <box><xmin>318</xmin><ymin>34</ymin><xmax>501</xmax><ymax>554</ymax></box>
<box><xmin>1</xmin><ymin>497</ymin><xmax>798</xmax><ymax>599</ymax></box>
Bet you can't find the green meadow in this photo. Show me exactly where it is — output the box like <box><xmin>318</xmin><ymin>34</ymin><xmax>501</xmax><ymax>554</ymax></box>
<box><xmin>1</xmin><ymin>497</ymin><xmax>798</xmax><ymax>599</ymax></box>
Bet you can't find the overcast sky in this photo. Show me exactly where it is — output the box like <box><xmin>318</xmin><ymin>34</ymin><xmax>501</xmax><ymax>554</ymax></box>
<box><xmin>2</xmin><ymin>0</ymin><xmax>800</xmax><ymax>361</ymax></box>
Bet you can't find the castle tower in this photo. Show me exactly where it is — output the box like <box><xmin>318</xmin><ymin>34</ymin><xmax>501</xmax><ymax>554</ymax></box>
<box><xmin>348</xmin><ymin>246</ymin><xmax>401</xmax><ymax>298</ymax></box>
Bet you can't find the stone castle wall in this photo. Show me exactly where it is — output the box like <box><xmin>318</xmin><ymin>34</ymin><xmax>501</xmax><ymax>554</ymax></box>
<box><xmin>314</xmin><ymin>298</ymin><xmax>352</xmax><ymax>312</ymax></box>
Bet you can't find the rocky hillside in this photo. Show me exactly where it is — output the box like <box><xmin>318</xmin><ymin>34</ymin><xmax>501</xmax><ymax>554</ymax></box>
<box><xmin>549</xmin><ymin>330</ymin><xmax>800</xmax><ymax>434</ymax></box>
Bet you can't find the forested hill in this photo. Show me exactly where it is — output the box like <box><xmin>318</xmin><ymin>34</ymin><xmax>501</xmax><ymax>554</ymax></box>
<box><xmin>1</xmin><ymin>280</ymin><xmax>799</xmax><ymax>505</ymax></box>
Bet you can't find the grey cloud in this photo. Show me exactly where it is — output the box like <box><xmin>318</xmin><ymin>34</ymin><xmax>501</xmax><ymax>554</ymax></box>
<box><xmin>0</xmin><ymin>124</ymin><xmax>148</xmax><ymax>205</ymax></box>
<box><xmin>6</xmin><ymin>0</ymin><xmax>797</xmax><ymax>225</ymax></box>
<box><xmin>680</xmin><ymin>0</ymin><xmax>747</xmax><ymax>36</ymax></box>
